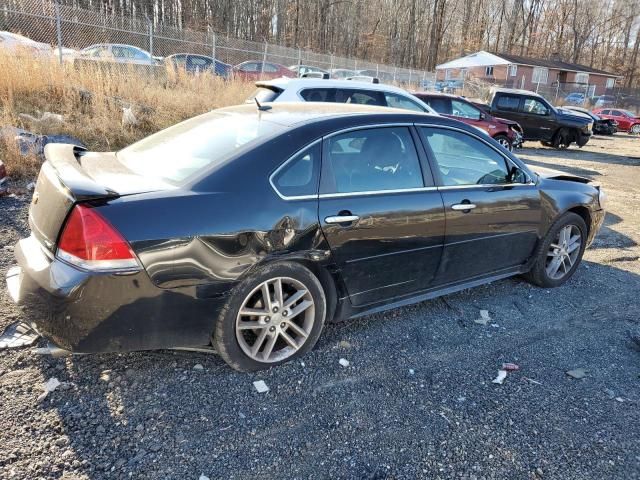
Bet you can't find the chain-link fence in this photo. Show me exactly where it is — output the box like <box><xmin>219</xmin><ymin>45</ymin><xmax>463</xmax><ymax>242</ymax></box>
<box><xmin>0</xmin><ymin>0</ymin><xmax>435</xmax><ymax>88</ymax></box>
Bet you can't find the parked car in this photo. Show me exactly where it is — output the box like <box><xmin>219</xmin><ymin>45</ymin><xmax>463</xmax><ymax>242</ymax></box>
<box><xmin>164</xmin><ymin>53</ymin><xmax>231</xmax><ymax>77</ymax></box>
<box><xmin>487</xmin><ymin>88</ymin><xmax>593</xmax><ymax>149</ymax></box>
<box><xmin>75</xmin><ymin>44</ymin><xmax>158</xmax><ymax>66</ymax></box>
<box><xmin>246</xmin><ymin>77</ymin><xmax>437</xmax><ymax>114</ymax></box>
<box><xmin>413</xmin><ymin>92</ymin><xmax>522</xmax><ymax>150</ymax></box>
<box><xmin>233</xmin><ymin>61</ymin><xmax>295</xmax><ymax>81</ymax></box>
<box><xmin>561</xmin><ymin>106</ymin><xmax>617</xmax><ymax>135</ymax></box>
<box><xmin>592</xmin><ymin>108</ymin><xmax>640</xmax><ymax>134</ymax></box>
<box><xmin>6</xmin><ymin>103</ymin><xmax>605</xmax><ymax>370</ymax></box>
<box><xmin>442</xmin><ymin>80</ymin><xmax>464</xmax><ymax>93</ymax></box>
<box><xmin>594</xmin><ymin>95</ymin><xmax>616</xmax><ymax>108</ymax></box>
<box><xmin>289</xmin><ymin>65</ymin><xmax>330</xmax><ymax>77</ymax></box>
<box><xmin>470</xmin><ymin>101</ymin><xmax>524</xmax><ymax>148</ymax></box>
<box><xmin>329</xmin><ymin>68</ymin><xmax>357</xmax><ymax>79</ymax></box>
<box><xmin>0</xmin><ymin>31</ymin><xmax>51</xmax><ymax>56</ymax></box>
<box><xmin>563</xmin><ymin>92</ymin><xmax>586</xmax><ymax>106</ymax></box>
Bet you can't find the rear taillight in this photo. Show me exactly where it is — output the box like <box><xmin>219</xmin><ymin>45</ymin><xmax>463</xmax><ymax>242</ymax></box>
<box><xmin>57</xmin><ymin>204</ymin><xmax>140</xmax><ymax>271</ymax></box>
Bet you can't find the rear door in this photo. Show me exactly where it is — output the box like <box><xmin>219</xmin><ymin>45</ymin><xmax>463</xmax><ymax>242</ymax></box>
<box><xmin>318</xmin><ymin>125</ymin><xmax>445</xmax><ymax>306</ymax></box>
<box><xmin>418</xmin><ymin>126</ymin><xmax>541</xmax><ymax>285</ymax></box>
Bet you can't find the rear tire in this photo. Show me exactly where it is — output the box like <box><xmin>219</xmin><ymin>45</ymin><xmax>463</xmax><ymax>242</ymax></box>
<box><xmin>213</xmin><ymin>262</ymin><xmax>326</xmax><ymax>372</ymax></box>
<box><xmin>524</xmin><ymin>212</ymin><xmax>587</xmax><ymax>288</ymax></box>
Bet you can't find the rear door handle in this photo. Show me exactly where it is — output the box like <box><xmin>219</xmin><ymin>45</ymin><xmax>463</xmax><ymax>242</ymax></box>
<box><xmin>325</xmin><ymin>215</ymin><xmax>359</xmax><ymax>224</ymax></box>
<box><xmin>451</xmin><ymin>203</ymin><xmax>477</xmax><ymax>211</ymax></box>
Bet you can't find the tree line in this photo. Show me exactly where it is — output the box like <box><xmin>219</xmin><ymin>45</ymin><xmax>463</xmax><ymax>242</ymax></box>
<box><xmin>64</xmin><ymin>0</ymin><xmax>640</xmax><ymax>87</ymax></box>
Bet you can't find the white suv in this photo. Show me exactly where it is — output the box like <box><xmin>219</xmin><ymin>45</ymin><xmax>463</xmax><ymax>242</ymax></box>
<box><xmin>247</xmin><ymin>77</ymin><xmax>437</xmax><ymax>114</ymax></box>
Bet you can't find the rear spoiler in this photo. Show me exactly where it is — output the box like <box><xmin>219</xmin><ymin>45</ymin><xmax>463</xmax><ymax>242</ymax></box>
<box><xmin>44</xmin><ymin>143</ymin><xmax>119</xmax><ymax>201</ymax></box>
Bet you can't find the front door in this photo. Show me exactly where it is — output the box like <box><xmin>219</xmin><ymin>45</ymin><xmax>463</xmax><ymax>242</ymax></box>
<box><xmin>318</xmin><ymin>126</ymin><xmax>445</xmax><ymax>306</ymax></box>
<box><xmin>418</xmin><ymin>126</ymin><xmax>541</xmax><ymax>285</ymax></box>
<box><xmin>519</xmin><ymin>96</ymin><xmax>557</xmax><ymax>141</ymax></box>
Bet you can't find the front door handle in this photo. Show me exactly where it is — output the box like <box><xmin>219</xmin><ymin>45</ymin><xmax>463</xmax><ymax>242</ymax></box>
<box><xmin>325</xmin><ymin>214</ymin><xmax>359</xmax><ymax>224</ymax></box>
<box><xmin>451</xmin><ymin>203</ymin><xmax>477</xmax><ymax>211</ymax></box>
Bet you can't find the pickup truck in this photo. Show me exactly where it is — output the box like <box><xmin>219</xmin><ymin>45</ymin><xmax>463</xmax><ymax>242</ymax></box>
<box><xmin>487</xmin><ymin>88</ymin><xmax>593</xmax><ymax>149</ymax></box>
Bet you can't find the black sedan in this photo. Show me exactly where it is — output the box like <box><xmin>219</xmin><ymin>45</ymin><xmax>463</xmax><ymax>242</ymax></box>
<box><xmin>561</xmin><ymin>106</ymin><xmax>617</xmax><ymax>135</ymax></box>
<box><xmin>6</xmin><ymin>103</ymin><xmax>606</xmax><ymax>371</ymax></box>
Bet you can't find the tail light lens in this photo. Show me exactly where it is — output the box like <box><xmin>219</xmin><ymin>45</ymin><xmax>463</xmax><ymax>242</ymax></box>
<box><xmin>57</xmin><ymin>204</ymin><xmax>140</xmax><ymax>271</ymax></box>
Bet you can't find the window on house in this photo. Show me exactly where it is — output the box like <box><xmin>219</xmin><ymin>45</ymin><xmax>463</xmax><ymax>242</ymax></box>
<box><xmin>606</xmin><ymin>78</ymin><xmax>615</xmax><ymax>89</ymax></box>
<box><xmin>575</xmin><ymin>73</ymin><xmax>589</xmax><ymax>84</ymax></box>
<box><xmin>509</xmin><ymin>64</ymin><xmax>517</xmax><ymax>77</ymax></box>
<box><xmin>485</xmin><ymin>66</ymin><xmax>494</xmax><ymax>76</ymax></box>
<box><xmin>445</xmin><ymin>69</ymin><xmax>453</xmax><ymax>80</ymax></box>
<box><xmin>532</xmin><ymin>67</ymin><xmax>548</xmax><ymax>84</ymax></box>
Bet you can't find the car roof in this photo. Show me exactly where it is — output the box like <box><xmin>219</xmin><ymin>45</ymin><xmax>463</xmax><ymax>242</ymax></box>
<box><xmin>256</xmin><ymin>77</ymin><xmax>417</xmax><ymax>95</ymax></box>
<box><xmin>412</xmin><ymin>92</ymin><xmax>459</xmax><ymax>99</ymax></box>
<box><xmin>492</xmin><ymin>87</ymin><xmax>542</xmax><ymax>97</ymax></box>
<box><xmin>214</xmin><ymin>102</ymin><xmax>440</xmax><ymax>128</ymax></box>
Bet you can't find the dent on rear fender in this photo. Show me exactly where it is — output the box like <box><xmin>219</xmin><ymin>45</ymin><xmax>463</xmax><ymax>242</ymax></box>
<box><xmin>138</xmin><ymin>213</ymin><xmax>329</xmax><ymax>292</ymax></box>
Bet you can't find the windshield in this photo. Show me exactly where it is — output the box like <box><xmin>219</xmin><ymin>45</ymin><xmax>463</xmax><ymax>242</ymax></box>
<box><xmin>118</xmin><ymin>112</ymin><xmax>284</xmax><ymax>183</ymax></box>
<box><xmin>621</xmin><ymin>110</ymin><xmax>637</xmax><ymax>117</ymax></box>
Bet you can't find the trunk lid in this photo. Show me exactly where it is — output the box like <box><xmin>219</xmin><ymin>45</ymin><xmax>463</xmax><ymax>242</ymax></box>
<box><xmin>29</xmin><ymin>143</ymin><xmax>170</xmax><ymax>252</ymax></box>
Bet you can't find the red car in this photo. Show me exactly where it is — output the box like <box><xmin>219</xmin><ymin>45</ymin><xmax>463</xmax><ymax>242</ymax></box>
<box><xmin>233</xmin><ymin>61</ymin><xmax>295</xmax><ymax>81</ymax></box>
<box><xmin>592</xmin><ymin>108</ymin><xmax>640</xmax><ymax>134</ymax></box>
<box><xmin>413</xmin><ymin>92</ymin><xmax>522</xmax><ymax>150</ymax></box>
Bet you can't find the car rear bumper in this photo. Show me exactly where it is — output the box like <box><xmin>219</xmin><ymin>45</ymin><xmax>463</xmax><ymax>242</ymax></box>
<box><xmin>6</xmin><ymin>235</ymin><xmax>226</xmax><ymax>353</ymax></box>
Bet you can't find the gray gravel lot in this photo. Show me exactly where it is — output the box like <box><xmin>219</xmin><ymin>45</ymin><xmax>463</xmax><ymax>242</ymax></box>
<box><xmin>1</xmin><ymin>134</ymin><xmax>639</xmax><ymax>480</ymax></box>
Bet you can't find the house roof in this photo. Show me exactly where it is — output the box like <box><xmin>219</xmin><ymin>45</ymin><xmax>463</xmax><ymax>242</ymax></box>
<box><xmin>494</xmin><ymin>52</ymin><xmax>618</xmax><ymax>77</ymax></box>
<box><xmin>435</xmin><ymin>50</ymin><xmax>618</xmax><ymax>77</ymax></box>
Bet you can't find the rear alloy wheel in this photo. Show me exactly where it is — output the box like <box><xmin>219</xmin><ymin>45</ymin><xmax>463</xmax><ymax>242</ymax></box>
<box><xmin>214</xmin><ymin>263</ymin><xmax>326</xmax><ymax>371</ymax></box>
<box><xmin>631</xmin><ymin>124</ymin><xmax>640</xmax><ymax>135</ymax></box>
<box><xmin>553</xmin><ymin>128</ymin><xmax>571</xmax><ymax>149</ymax></box>
<box><xmin>524</xmin><ymin>212</ymin><xmax>587</xmax><ymax>288</ymax></box>
<box><xmin>493</xmin><ymin>134</ymin><xmax>513</xmax><ymax>151</ymax></box>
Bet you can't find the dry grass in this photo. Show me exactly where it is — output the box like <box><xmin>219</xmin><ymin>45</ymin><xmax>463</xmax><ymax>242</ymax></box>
<box><xmin>0</xmin><ymin>52</ymin><xmax>254</xmax><ymax>178</ymax></box>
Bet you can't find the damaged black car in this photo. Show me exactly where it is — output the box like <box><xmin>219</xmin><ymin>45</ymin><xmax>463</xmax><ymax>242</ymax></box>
<box><xmin>6</xmin><ymin>103</ymin><xmax>606</xmax><ymax>371</ymax></box>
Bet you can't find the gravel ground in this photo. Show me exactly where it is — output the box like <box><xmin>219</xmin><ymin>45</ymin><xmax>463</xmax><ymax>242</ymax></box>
<box><xmin>1</xmin><ymin>134</ymin><xmax>639</xmax><ymax>480</ymax></box>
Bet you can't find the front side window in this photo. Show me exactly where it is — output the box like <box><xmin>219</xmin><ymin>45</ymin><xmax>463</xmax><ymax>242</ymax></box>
<box><xmin>170</xmin><ymin>54</ymin><xmax>188</xmax><ymax>67</ymax></box>
<box><xmin>384</xmin><ymin>93</ymin><xmax>425</xmax><ymax>112</ymax></box>
<box><xmin>263</xmin><ymin>63</ymin><xmax>279</xmax><ymax>73</ymax></box>
<box><xmin>496</xmin><ymin>95</ymin><xmax>520</xmax><ymax>112</ymax></box>
<box><xmin>324</xmin><ymin>127</ymin><xmax>423</xmax><ymax>194</ymax></box>
<box><xmin>523</xmin><ymin>98</ymin><xmax>550</xmax><ymax>115</ymax></box>
<box><xmin>420</xmin><ymin>127</ymin><xmax>520</xmax><ymax>186</ymax></box>
<box><xmin>272</xmin><ymin>143</ymin><xmax>320</xmax><ymax>198</ymax></box>
<box><xmin>451</xmin><ymin>99</ymin><xmax>481</xmax><ymax>120</ymax></box>
<box><xmin>611</xmin><ymin>110</ymin><xmax>623</xmax><ymax>117</ymax></box>
<box><xmin>240</xmin><ymin>62</ymin><xmax>259</xmax><ymax>72</ymax></box>
<box><xmin>190</xmin><ymin>56</ymin><xmax>212</xmax><ymax>68</ymax></box>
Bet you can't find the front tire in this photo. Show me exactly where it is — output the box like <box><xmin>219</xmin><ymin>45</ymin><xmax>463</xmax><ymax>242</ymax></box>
<box><xmin>552</xmin><ymin>128</ymin><xmax>572</xmax><ymax>149</ymax></box>
<box><xmin>630</xmin><ymin>124</ymin><xmax>640</xmax><ymax>135</ymax></box>
<box><xmin>493</xmin><ymin>134</ymin><xmax>513</xmax><ymax>151</ymax></box>
<box><xmin>213</xmin><ymin>262</ymin><xmax>326</xmax><ymax>371</ymax></box>
<box><xmin>524</xmin><ymin>212</ymin><xmax>587</xmax><ymax>288</ymax></box>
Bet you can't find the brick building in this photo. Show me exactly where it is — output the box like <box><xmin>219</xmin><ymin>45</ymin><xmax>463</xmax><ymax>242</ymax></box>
<box><xmin>436</xmin><ymin>51</ymin><xmax>619</xmax><ymax>96</ymax></box>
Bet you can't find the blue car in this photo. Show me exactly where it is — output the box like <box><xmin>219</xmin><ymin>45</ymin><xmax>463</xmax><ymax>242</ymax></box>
<box><xmin>164</xmin><ymin>53</ymin><xmax>231</xmax><ymax>78</ymax></box>
<box><xmin>564</xmin><ymin>92</ymin><xmax>586</xmax><ymax>106</ymax></box>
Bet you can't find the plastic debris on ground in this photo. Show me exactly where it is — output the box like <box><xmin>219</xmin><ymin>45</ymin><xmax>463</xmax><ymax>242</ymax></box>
<box><xmin>492</xmin><ymin>370</ymin><xmax>508</xmax><ymax>384</ymax></box>
<box><xmin>566</xmin><ymin>368</ymin><xmax>588</xmax><ymax>379</ymax></box>
<box><xmin>474</xmin><ymin>309</ymin><xmax>491</xmax><ymax>325</ymax></box>
<box><xmin>253</xmin><ymin>380</ymin><xmax>269</xmax><ymax>393</ymax></box>
<box><xmin>18</xmin><ymin>111</ymin><xmax>65</xmax><ymax>127</ymax></box>
<box><xmin>0</xmin><ymin>126</ymin><xmax>85</xmax><ymax>163</ymax></box>
<box><xmin>0</xmin><ymin>321</ymin><xmax>40</xmax><ymax>349</ymax></box>
<box><xmin>37</xmin><ymin>377</ymin><xmax>61</xmax><ymax>402</ymax></box>
<box><xmin>122</xmin><ymin>106</ymin><xmax>138</xmax><ymax>127</ymax></box>
<box><xmin>502</xmin><ymin>363</ymin><xmax>520</xmax><ymax>371</ymax></box>
<box><xmin>193</xmin><ymin>363</ymin><xmax>204</xmax><ymax>370</ymax></box>
<box><xmin>339</xmin><ymin>358</ymin><xmax>350</xmax><ymax>367</ymax></box>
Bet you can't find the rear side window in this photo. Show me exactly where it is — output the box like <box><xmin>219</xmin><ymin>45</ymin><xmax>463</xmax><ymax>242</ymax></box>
<box><xmin>323</xmin><ymin>127</ymin><xmax>424</xmax><ymax>194</ymax></box>
<box><xmin>301</xmin><ymin>88</ymin><xmax>334</xmax><ymax>102</ymax></box>
<box><xmin>118</xmin><ymin>112</ymin><xmax>284</xmax><ymax>183</ymax></box>
<box><xmin>271</xmin><ymin>143</ymin><xmax>321</xmax><ymax>198</ymax></box>
<box><xmin>335</xmin><ymin>89</ymin><xmax>385</xmax><ymax>106</ymax></box>
<box><xmin>384</xmin><ymin>93</ymin><xmax>425</xmax><ymax>112</ymax></box>
<box><xmin>496</xmin><ymin>95</ymin><xmax>520</xmax><ymax>112</ymax></box>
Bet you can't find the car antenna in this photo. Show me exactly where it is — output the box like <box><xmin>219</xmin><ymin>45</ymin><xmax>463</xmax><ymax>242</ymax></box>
<box><xmin>254</xmin><ymin>98</ymin><xmax>272</xmax><ymax>111</ymax></box>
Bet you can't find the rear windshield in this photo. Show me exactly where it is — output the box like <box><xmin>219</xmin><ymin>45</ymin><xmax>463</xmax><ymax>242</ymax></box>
<box><xmin>247</xmin><ymin>87</ymin><xmax>282</xmax><ymax>103</ymax></box>
<box><xmin>118</xmin><ymin>112</ymin><xmax>284</xmax><ymax>183</ymax></box>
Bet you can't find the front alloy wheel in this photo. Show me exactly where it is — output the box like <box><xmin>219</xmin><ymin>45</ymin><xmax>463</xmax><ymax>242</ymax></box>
<box><xmin>236</xmin><ymin>277</ymin><xmax>315</xmax><ymax>363</ymax></box>
<box><xmin>631</xmin><ymin>124</ymin><xmax>640</xmax><ymax>135</ymax></box>
<box><xmin>545</xmin><ymin>225</ymin><xmax>582</xmax><ymax>280</ymax></box>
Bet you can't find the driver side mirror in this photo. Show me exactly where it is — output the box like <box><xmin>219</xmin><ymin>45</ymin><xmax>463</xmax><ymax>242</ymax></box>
<box><xmin>479</xmin><ymin>112</ymin><xmax>486</xmax><ymax>120</ymax></box>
